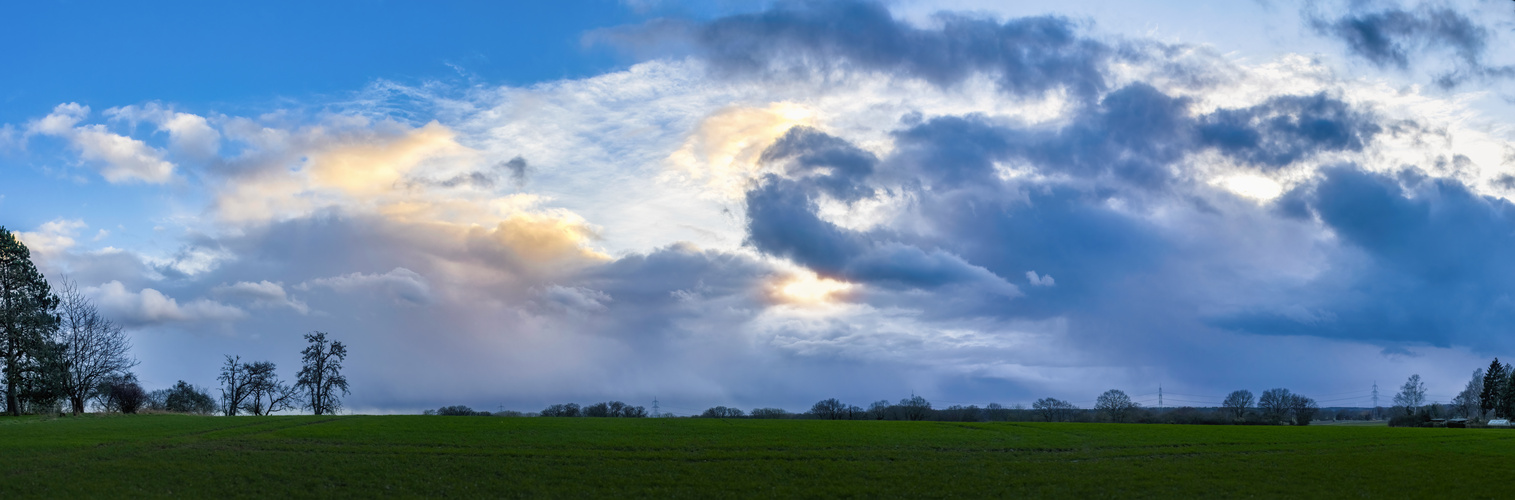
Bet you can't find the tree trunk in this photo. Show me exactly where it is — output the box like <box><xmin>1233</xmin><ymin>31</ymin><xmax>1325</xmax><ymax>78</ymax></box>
<box><xmin>5</xmin><ymin>339</ymin><xmax>17</xmax><ymax>417</ymax></box>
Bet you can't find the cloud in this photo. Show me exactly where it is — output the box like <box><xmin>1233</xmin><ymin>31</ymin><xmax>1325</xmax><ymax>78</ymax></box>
<box><xmin>1197</xmin><ymin>93</ymin><xmax>1382</xmax><ymax>170</ymax></box>
<box><xmin>503</xmin><ymin>156</ymin><xmax>529</xmax><ymax>188</ymax></box>
<box><xmin>212</xmin><ymin>280</ymin><xmax>308</xmax><ymax>314</ymax></box>
<box><xmin>617</xmin><ymin>0</ymin><xmax>1112</xmax><ymax>99</ymax></box>
<box><xmin>211</xmin><ymin>118</ymin><xmax>480</xmax><ymax>223</ymax></box>
<box><xmin>87</xmin><ymin>281</ymin><xmax>246</xmax><ymax>326</ymax></box>
<box><xmin>306</xmin><ymin>121</ymin><xmax>473</xmax><ymax>197</ymax></box>
<box><xmin>1214</xmin><ymin>166</ymin><xmax>1515</xmax><ymax>349</ymax></box>
<box><xmin>17</xmin><ymin>219</ymin><xmax>87</xmax><ymax>257</ymax></box>
<box><xmin>106</xmin><ymin>103</ymin><xmax>222</xmax><ymax>159</ymax></box>
<box><xmin>743</xmin><ymin>128</ymin><xmax>1021</xmax><ymax>297</ymax></box>
<box><xmin>299</xmin><ymin>267</ymin><xmax>433</xmax><ymax>305</ymax></box>
<box><xmin>540</xmin><ymin>285</ymin><xmax>612</xmax><ymax>313</ymax></box>
<box><xmin>16</xmin><ymin>0</ymin><xmax>1515</xmax><ymax>412</ymax></box>
<box><xmin>759</xmin><ymin>126</ymin><xmax>877</xmax><ymax>202</ymax></box>
<box><xmin>667</xmin><ymin>103</ymin><xmax>816</xmax><ymax>200</ymax></box>
<box><xmin>28</xmin><ymin>103</ymin><xmax>176</xmax><ymax>183</ymax></box>
<box><xmin>1306</xmin><ymin>3</ymin><xmax>1514</xmax><ymax>87</ymax></box>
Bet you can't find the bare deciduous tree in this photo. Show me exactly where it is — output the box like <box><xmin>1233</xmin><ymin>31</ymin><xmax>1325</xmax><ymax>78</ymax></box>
<box><xmin>899</xmin><ymin>395</ymin><xmax>932</xmax><ymax>421</ymax></box>
<box><xmin>1257</xmin><ymin>388</ymin><xmax>1294</xmax><ymax>423</ymax></box>
<box><xmin>867</xmin><ymin>400</ymin><xmax>891</xmax><ymax>420</ymax></box>
<box><xmin>1287</xmin><ymin>393</ymin><xmax>1318</xmax><ymax>425</ymax></box>
<box><xmin>810</xmin><ymin>398</ymin><xmax>847</xmax><ymax>419</ymax></box>
<box><xmin>1393</xmin><ymin>374</ymin><xmax>1426</xmax><ymax>415</ymax></box>
<box><xmin>1033</xmin><ymin>397</ymin><xmax>1076</xmax><ymax>422</ymax></box>
<box><xmin>296</xmin><ymin>331</ymin><xmax>348</xmax><ymax>416</ymax></box>
<box><xmin>1452</xmin><ymin>368</ymin><xmax>1484</xmax><ymax>419</ymax></box>
<box><xmin>241</xmin><ymin>361</ymin><xmax>298</xmax><ymax>416</ymax></box>
<box><xmin>218</xmin><ymin>355</ymin><xmax>255</xmax><ymax>416</ymax></box>
<box><xmin>702</xmin><ymin>406</ymin><xmax>744</xmax><ymax>418</ymax></box>
<box><xmin>1095</xmin><ymin>389</ymin><xmax>1138</xmax><ymax>423</ymax></box>
<box><xmin>54</xmin><ymin>279</ymin><xmax>137</xmax><ymax>415</ymax></box>
<box><xmin>750</xmin><ymin>407</ymin><xmax>788</xmax><ymax>419</ymax></box>
<box><xmin>1221</xmin><ymin>390</ymin><xmax>1254</xmax><ymax>420</ymax></box>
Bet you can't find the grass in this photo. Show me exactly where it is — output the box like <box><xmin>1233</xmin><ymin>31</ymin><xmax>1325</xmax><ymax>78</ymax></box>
<box><xmin>1</xmin><ymin>414</ymin><xmax>1511</xmax><ymax>498</ymax></box>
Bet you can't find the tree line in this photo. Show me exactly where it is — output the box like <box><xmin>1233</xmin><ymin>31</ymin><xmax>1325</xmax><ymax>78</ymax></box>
<box><xmin>678</xmin><ymin>389</ymin><xmax>1319</xmax><ymax>425</ymax></box>
<box><xmin>0</xmin><ymin>227</ymin><xmax>348</xmax><ymax>417</ymax></box>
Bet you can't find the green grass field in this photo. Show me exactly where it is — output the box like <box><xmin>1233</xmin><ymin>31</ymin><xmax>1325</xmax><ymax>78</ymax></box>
<box><xmin>2</xmin><ymin>414</ymin><xmax>1510</xmax><ymax>498</ymax></box>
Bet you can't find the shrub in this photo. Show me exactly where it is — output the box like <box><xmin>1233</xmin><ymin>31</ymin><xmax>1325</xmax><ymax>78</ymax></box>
<box><xmin>1388</xmin><ymin>412</ymin><xmax>1432</xmax><ymax>428</ymax></box>
<box><xmin>113</xmin><ymin>383</ymin><xmax>146</xmax><ymax>414</ymax></box>
<box><xmin>162</xmin><ymin>381</ymin><xmax>216</xmax><ymax>415</ymax></box>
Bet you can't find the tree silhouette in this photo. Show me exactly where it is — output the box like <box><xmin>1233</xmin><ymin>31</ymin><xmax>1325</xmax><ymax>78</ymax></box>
<box><xmin>296</xmin><ymin>331</ymin><xmax>349</xmax><ymax>416</ymax></box>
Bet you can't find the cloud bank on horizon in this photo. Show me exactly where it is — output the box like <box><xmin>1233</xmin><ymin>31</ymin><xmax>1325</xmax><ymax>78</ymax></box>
<box><xmin>5</xmin><ymin>0</ymin><xmax>1515</xmax><ymax>413</ymax></box>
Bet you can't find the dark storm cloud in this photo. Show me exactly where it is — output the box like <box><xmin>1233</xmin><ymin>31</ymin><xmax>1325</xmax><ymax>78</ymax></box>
<box><xmin>1198</xmin><ymin>93</ymin><xmax>1382</xmax><ymax>169</ymax></box>
<box><xmin>744</xmin><ymin>174</ymin><xmax>1016</xmax><ymax>294</ymax></box>
<box><xmin>759</xmin><ymin>126</ymin><xmax>877</xmax><ymax>202</ymax></box>
<box><xmin>1307</xmin><ymin>4</ymin><xmax>1513</xmax><ymax>87</ymax></box>
<box><xmin>738</xmin><ymin>81</ymin><xmax>1403</xmax><ymax>329</ymax></box>
<box><xmin>622</xmin><ymin>0</ymin><xmax>1112</xmax><ymax>99</ymax></box>
<box><xmin>886</xmin><ymin>85</ymin><xmax>1380</xmax><ymax>192</ymax></box>
<box><xmin>501</xmin><ymin>156</ymin><xmax>529</xmax><ymax>188</ymax></box>
<box><xmin>892</xmin><ymin>84</ymin><xmax>1193</xmax><ymax>189</ymax></box>
<box><xmin>1311</xmin><ymin>7</ymin><xmax>1484</xmax><ymax>70</ymax></box>
<box><xmin>1218</xmin><ymin>166</ymin><xmax>1515</xmax><ymax>349</ymax></box>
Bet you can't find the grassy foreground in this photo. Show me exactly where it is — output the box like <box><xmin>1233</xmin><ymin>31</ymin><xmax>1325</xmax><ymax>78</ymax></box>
<box><xmin>2</xmin><ymin>415</ymin><xmax>1511</xmax><ymax>498</ymax></box>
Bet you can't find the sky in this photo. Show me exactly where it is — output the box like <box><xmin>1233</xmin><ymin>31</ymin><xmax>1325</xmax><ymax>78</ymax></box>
<box><xmin>4</xmin><ymin>0</ymin><xmax>1515</xmax><ymax>415</ymax></box>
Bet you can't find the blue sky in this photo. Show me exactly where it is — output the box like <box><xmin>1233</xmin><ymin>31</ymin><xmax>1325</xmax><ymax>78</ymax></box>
<box><xmin>5</xmin><ymin>0</ymin><xmax>1515</xmax><ymax>414</ymax></box>
<box><xmin>2</xmin><ymin>1</ymin><xmax>645</xmax><ymax>121</ymax></box>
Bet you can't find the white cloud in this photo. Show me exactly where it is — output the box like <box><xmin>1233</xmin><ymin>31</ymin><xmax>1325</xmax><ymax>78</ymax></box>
<box><xmin>17</xmin><ymin>219</ymin><xmax>87</xmax><ymax>258</ymax></box>
<box><xmin>87</xmin><ymin>280</ymin><xmax>246</xmax><ymax>326</ymax></box>
<box><xmin>29</xmin><ymin>103</ymin><xmax>176</xmax><ymax>183</ymax></box>
<box><xmin>147</xmin><ymin>246</ymin><xmax>232</xmax><ymax>277</ymax></box>
<box><xmin>29</xmin><ymin>102</ymin><xmax>87</xmax><ymax>135</ymax></box>
<box><xmin>1026</xmin><ymin>271</ymin><xmax>1056</xmax><ymax>287</ymax></box>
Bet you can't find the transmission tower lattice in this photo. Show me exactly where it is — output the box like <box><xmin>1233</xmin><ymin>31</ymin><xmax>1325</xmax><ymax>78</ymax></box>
<box><xmin>653</xmin><ymin>397</ymin><xmax>660</xmax><ymax>418</ymax></box>
<box><xmin>1372</xmin><ymin>382</ymin><xmax>1379</xmax><ymax>420</ymax></box>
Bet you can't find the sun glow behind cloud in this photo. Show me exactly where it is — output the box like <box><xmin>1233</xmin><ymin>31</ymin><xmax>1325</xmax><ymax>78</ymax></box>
<box><xmin>1215</xmin><ymin>173</ymin><xmax>1284</xmax><ymax>200</ymax></box>
<box><xmin>778</xmin><ymin>270</ymin><xmax>853</xmax><ymax>304</ymax></box>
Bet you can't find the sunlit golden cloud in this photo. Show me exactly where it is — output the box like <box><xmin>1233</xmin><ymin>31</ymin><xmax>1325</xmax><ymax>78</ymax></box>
<box><xmin>666</xmin><ymin>102</ymin><xmax>815</xmax><ymax>200</ymax></box>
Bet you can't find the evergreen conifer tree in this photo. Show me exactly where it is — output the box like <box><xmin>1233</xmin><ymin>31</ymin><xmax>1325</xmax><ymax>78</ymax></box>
<box><xmin>0</xmin><ymin>227</ymin><xmax>61</xmax><ymax>416</ymax></box>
